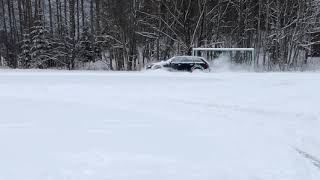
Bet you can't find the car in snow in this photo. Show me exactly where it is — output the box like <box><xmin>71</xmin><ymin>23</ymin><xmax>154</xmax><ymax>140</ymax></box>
<box><xmin>146</xmin><ymin>56</ymin><xmax>210</xmax><ymax>72</ymax></box>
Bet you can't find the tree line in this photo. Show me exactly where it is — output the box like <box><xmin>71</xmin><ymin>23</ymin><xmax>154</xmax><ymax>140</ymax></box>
<box><xmin>1</xmin><ymin>0</ymin><xmax>320</xmax><ymax>71</ymax></box>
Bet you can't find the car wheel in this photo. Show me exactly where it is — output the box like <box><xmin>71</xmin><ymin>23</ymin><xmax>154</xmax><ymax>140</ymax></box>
<box><xmin>191</xmin><ymin>65</ymin><xmax>204</xmax><ymax>72</ymax></box>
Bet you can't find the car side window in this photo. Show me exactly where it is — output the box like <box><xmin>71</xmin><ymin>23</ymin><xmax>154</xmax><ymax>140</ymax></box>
<box><xmin>171</xmin><ymin>57</ymin><xmax>182</xmax><ymax>63</ymax></box>
<box><xmin>170</xmin><ymin>57</ymin><xmax>206</xmax><ymax>63</ymax></box>
<box><xmin>183</xmin><ymin>58</ymin><xmax>193</xmax><ymax>63</ymax></box>
<box><xmin>193</xmin><ymin>58</ymin><xmax>204</xmax><ymax>63</ymax></box>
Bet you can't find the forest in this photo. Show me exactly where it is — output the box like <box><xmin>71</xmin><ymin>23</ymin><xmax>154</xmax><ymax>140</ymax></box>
<box><xmin>1</xmin><ymin>0</ymin><xmax>320</xmax><ymax>71</ymax></box>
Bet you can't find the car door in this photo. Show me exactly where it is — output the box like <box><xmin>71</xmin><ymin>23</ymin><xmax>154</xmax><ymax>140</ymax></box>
<box><xmin>170</xmin><ymin>57</ymin><xmax>182</xmax><ymax>71</ymax></box>
<box><xmin>186</xmin><ymin>57</ymin><xmax>195</xmax><ymax>70</ymax></box>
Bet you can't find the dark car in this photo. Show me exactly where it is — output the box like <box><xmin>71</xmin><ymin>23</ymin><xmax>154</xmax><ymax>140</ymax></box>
<box><xmin>146</xmin><ymin>56</ymin><xmax>210</xmax><ymax>72</ymax></box>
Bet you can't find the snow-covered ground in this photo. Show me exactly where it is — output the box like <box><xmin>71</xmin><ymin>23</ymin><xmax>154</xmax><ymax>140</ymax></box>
<box><xmin>0</xmin><ymin>70</ymin><xmax>320</xmax><ymax>180</ymax></box>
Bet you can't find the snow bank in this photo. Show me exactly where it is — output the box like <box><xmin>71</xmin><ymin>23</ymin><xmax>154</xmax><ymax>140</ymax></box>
<box><xmin>0</xmin><ymin>71</ymin><xmax>319</xmax><ymax>180</ymax></box>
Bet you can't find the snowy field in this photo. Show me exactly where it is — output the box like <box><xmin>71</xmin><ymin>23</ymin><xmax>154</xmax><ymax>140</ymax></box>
<box><xmin>0</xmin><ymin>70</ymin><xmax>320</xmax><ymax>180</ymax></box>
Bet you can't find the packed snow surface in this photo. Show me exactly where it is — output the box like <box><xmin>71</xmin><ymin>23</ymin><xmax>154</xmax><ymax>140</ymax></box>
<box><xmin>0</xmin><ymin>70</ymin><xmax>320</xmax><ymax>180</ymax></box>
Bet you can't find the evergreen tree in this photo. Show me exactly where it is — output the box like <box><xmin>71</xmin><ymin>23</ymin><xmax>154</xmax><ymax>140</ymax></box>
<box><xmin>29</xmin><ymin>10</ymin><xmax>52</xmax><ymax>68</ymax></box>
<box><xmin>76</xmin><ymin>27</ymin><xmax>94</xmax><ymax>62</ymax></box>
<box><xmin>18</xmin><ymin>32</ymin><xmax>31</xmax><ymax>68</ymax></box>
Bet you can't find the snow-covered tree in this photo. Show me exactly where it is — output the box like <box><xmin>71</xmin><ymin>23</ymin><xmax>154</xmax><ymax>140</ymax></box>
<box><xmin>76</xmin><ymin>27</ymin><xmax>95</xmax><ymax>63</ymax></box>
<box><xmin>29</xmin><ymin>11</ymin><xmax>52</xmax><ymax>68</ymax></box>
<box><xmin>1</xmin><ymin>0</ymin><xmax>320</xmax><ymax>71</ymax></box>
<box><xmin>18</xmin><ymin>32</ymin><xmax>32</xmax><ymax>68</ymax></box>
